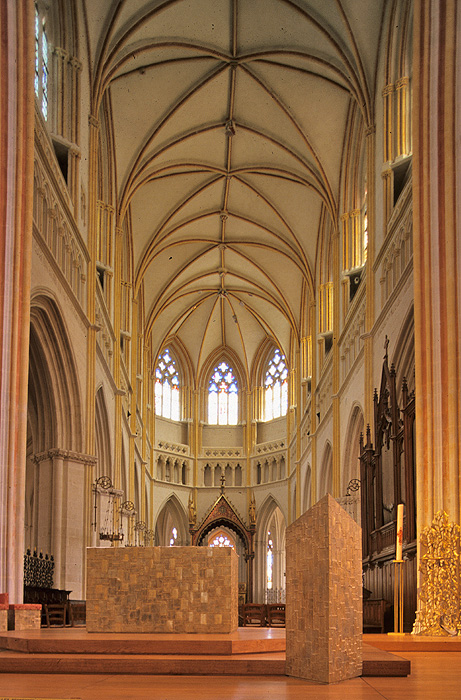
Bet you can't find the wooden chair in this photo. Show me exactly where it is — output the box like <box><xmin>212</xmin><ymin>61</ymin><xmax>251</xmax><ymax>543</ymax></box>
<box><xmin>363</xmin><ymin>599</ymin><xmax>387</xmax><ymax>633</ymax></box>
<box><xmin>43</xmin><ymin>602</ymin><xmax>68</xmax><ymax>627</ymax></box>
<box><xmin>242</xmin><ymin>603</ymin><xmax>266</xmax><ymax>627</ymax></box>
<box><xmin>69</xmin><ymin>601</ymin><xmax>86</xmax><ymax>627</ymax></box>
<box><xmin>267</xmin><ymin>603</ymin><xmax>285</xmax><ymax>627</ymax></box>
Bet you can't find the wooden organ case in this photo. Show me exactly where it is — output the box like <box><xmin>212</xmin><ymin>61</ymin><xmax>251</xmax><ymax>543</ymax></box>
<box><xmin>360</xmin><ymin>344</ymin><xmax>416</xmax><ymax>632</ymax></box>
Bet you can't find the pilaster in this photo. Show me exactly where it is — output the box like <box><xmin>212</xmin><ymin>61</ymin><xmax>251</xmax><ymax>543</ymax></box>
<box><xmin>364</xmin><ymin>125</ymin><xmax>376</xmax><ymax>432</ymax></box>
<box><xmin>0</xmin><ymin>0</ymin><xmax>35</xmax><ymax>602</ymax></box>
<box><xmin>413</xmin><ymin>0</ymin><xmax>461</xmax><ymax>530</ymax></box>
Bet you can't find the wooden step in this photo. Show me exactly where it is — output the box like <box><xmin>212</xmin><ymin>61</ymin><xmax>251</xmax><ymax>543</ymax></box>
<box><xmin>0</xmin><ymin>649</ymin><xmax>286</xmax><ymax>675</ymax></box>
<box><xmin>0</xmin><ymin>647</ymin><xmax>409</xmax><ymax>677</ymax></box>
<box><xmin>0</xmin><ymin>629</ymin><xmax>411</xmax><ymax>677</ymax></box>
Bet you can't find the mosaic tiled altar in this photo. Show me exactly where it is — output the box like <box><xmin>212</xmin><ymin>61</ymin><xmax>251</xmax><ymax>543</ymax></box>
<box><xmin>286</xmin><ymin>493</ymin><xmax>362</xmax><ymax>683</ymax></box>
<box><xmin>86</xmin><ymin>546</ymin><xmax>238</xmax><ymax>633</ymax></box>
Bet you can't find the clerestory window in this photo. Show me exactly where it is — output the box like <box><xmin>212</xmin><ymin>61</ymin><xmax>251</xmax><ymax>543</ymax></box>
<box><xmin>264</xmin><ymin>349</ymin><xmax>288</xmax><ymax>421</ymax></box>
<box><xmin>35</xmin><ymin>4</ymin><xmax>49</xmax><ymax>120</ymax></box>
<box><xmin>208</xmin><ymin>361</ymin><xmax>238</xmax><ymax>425</ymax></box>
<box><xmin>154</xmin><ymin>348</ymin><xmax>180</xmax><ymax>421</ymax></box>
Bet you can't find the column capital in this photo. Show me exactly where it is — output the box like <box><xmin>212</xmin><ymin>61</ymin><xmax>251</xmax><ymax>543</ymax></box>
<box><xmin>33</xmin><ymin>448</ymin><xmax>97</xmax><ymax>465</ymax></box>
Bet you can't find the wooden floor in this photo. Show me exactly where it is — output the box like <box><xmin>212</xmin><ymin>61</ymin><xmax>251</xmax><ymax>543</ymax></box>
<box><xmin>0</xmin><ymin>651</ymin><xmax>459</xmax><ymax>699</ymax></box>
<box><xmin>0</xmin><ymin>628</ymin><xmax>410</xmax><ymax>677</ymax></box>
<box><xmin>2</xmin><ymin>632</ymin><xmax>460</xmax><ymax>699</ymax></box>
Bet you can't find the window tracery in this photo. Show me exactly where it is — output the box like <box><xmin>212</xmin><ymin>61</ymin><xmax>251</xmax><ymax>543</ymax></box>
<box><xmin>208</xmin><ymin>530</ymin><xmax>235</xmax><ymax>548</ymax></box>
<box><xmin>264</xmin><ymin>349</ymin><xmax>288</xmax><ymax>421</ymax></box>
<box><xmin>208</xmin><ymin>361</ymin><xmax>238</xmax><ymax>425</ymax></box>
<box><xmin>154</xmin><ymin>348</ymin><xmax>180</xmax><ymax>421</ymax></box>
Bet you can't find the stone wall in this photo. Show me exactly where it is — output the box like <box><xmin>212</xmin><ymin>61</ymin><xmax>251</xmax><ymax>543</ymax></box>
<box><xmin>86</xmin><ymin>546</ymin><xmax>238</xmax><ymax>633</ymax></box>
<box><xmin>285</xmin><ymin>494</ymin><xmax>362</xmax><ymax>683</ymax></box>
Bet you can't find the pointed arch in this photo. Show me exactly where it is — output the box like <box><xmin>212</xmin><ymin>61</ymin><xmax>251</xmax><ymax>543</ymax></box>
<box><xmin>154</xmin><ymin>494</ymin><xmax>188</xmax><ymax>547</ymax></box>
<box><xmin>316</xmin><ymin>207</ymin><xmax>335</xmax><ymax>366</ymax></box>
<box><xmin>252</xmin><ymin>339</ymin><xmax>289</xmax><ymax>423</ymax></box>
<box><xmin>27</xmin><ymin>293</ymin><xmax>84</xmax><ymax>561</ymax></box>
<box><xmin>254</xmin><ymin>495</ymin><xmax>286</xmax><ymax>603</ymax></box>
<box><xmin>338</xmin><ymin>100</ymin><xmax>368</xmax><ymax>319</ymax></box>
<box><xmin>95</xmin><ymin>386</ymin><xmax>112</xmax><ymax>481</ymax></box>
<box><xmin>199</xmin><ymin>347</ymin><xmax>246</xmax><ymax>426</ymax></box>
<box><xmin>29</xmin><ymin>293</ymin><xmax>83</xmax><ymax>453</ymax></box>
<box><xmin>302</xmin><ymin>463</ymin><xmax>312</xmax><ymax>513</ymax></box>
<box><xmin>342</xmin><ymin>404</ymin><xmax>364</xmax><ymax>496</ymax></box>
<box><xmin>154</xmin><ymin>345</ymin><xmax>182</xmax><ymax>421</ymax></box>
<box><xmin>392</xmin><ymin>306</ymin><xmax>415</xmax><ymax>401</ymax></box>
<box><xmin>318</xmin><ymin>441</ymin><xmax>333</xmax><ymax>501</ymax></box>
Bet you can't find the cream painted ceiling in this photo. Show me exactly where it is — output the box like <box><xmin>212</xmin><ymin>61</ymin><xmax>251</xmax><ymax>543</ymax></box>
<box><xmin>84</xmin><ymin>0</ymin><xmax>384</xmax><ymax>383</ymax></box>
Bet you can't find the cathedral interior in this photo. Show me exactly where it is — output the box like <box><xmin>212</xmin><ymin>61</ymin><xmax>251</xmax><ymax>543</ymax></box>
<box><xmin>1</xmin><ymin>0</ymin><xmax>460</xmax><ymax>645</ymax></box>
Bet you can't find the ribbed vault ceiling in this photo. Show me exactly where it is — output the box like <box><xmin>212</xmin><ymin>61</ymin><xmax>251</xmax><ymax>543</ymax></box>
<box><xmin>84</xmin><ymin>0</ymin><xmax>384</xmax><ymax>381</ymax></box>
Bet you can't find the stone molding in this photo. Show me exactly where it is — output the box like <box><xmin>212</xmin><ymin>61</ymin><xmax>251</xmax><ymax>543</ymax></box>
<box><xmin>33</xmin><ymin>448</ymin><xmax>97</xmax><ymax>465</ymax></box>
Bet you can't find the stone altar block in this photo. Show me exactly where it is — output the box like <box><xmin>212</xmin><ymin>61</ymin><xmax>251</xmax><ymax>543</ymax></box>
<box><xmin>286</xmin><ymin>494</ymin><xmax>362</xmax><ymax>684</ymax></box>
<box><xmin>86</xmin><ymin>546</ymin><xmax>238</xmax><ymax>633</ymax></box>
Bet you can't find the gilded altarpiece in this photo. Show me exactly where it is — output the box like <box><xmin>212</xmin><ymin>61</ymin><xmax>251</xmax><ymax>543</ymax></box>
<box><xmin>414</xmin><ymin>512</ymin><xmax>461</xmax><ymax>635</ymax></box>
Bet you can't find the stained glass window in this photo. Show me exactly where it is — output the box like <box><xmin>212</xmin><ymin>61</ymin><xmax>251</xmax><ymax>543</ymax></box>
<box><xmin>363</xmin><ymin>194</ymin><xmax>368</xmax><ymax>263</ymax></box>
<box><xmin>169</xmin><ymin>526</ymin><xmax>178</xmax><ymax>546</ymax></box>
<box><xmin>155</xmin><ymin>348</ymin><xmax>180</xmax><ymax>421</ymax></box>
<box><xmin>208</xmin><ymin>361</ymin><xmax>238</xmax><ymax>425</ymax></box>
<box><xmin>208</xmin><ymin>530</ymin><xmax>235</xmax><ymax>548</ymax></box>
<box><xmin>266</xmin><ymin>531</ymin><xmax>274</xmax><ymax>589</ymax></box>
<box><xmin>264</xmin><ymin>349</ymin><xmax>288</xmax><ymax>421</ymax></box>
<box><xmin>35</xmin><ymin>5</ymin><xmax>48</xmax><ymax>120</ymax></box>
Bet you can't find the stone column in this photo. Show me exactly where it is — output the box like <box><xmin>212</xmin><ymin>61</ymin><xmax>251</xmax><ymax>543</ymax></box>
<box><xmin>33</xmin><ymin>449</ymin><xmax>96</xmax><ymax>597</ymax></box>
<box><xmin>413</xmin><ymin>0</ymin><xmax>461</xmax><ymax>532</ymax></box>
<box><xmin>0</xmin><ymin>0</ymin><xmax>35</xmax><ymax>602</ymax></box>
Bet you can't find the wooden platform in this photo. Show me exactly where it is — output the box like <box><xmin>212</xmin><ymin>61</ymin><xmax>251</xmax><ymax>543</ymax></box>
<box><xmin>0</xmin><ymin>627</ymin><xmax>286</xmax><ymax>655</ymax></box>
<box><xmin>364</xmin><ymin>632</ymin><xmax>461</xmax><ymax>652</ymax></box>
<box><xmin>0</xmin><ymin>628</ymin><xmax>410</xmax><ymax>677</ymax></box>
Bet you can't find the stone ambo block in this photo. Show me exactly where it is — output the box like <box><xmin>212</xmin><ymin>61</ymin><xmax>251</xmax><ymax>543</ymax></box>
<box><xmin>8</xmin><ymin>604</ymin><xmax>42</xmax><ymax>630</ymax></box>
<box><xmin>0</xmin><ymin>607</ymin><xmax>7</xmax><ymax>631</ymax></box>
<box><xmin>286</xmin><ymin>494</ymin><xmax>362</xmax><ymax>684</ymax></box>
<box><xmin>86</xmin><ymin>546</ymin><xmax>238</xmax><ymax>633</ymax></box>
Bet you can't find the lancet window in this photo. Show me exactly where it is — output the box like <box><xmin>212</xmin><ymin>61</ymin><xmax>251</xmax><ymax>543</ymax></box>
<box><xmin>264</xmin><ymin>349</ymin><xmax>288</xmax><ymax>421</ymax></box>
<box><xmin>266</xmin><ymin>531</ymin><xmax>274</xmax><ymax>589</ymax></box>
<box><xmin>363</xmin><ymin>193</ymin><xmax>368</xmax><ymax>264</ymax></box>
<box><xmin>35</xmin><ymin>4</ymin><xmax>49</xmax><ymax>120</ymax></box>
<box><xmin>208</xmin><ymin>361</ymin><xmax>238</xmax><ymax>425</ymax></box>
<box><xmin>154</xmin><ymin>348</ymin><xmax>180</xmax><ymax>421</ymax></box>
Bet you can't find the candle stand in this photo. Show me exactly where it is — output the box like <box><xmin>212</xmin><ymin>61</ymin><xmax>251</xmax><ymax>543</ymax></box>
<box><xmin>388</xmin><ymin>559</ymin><xmax>405</xmax><ymax>635</ymax></box>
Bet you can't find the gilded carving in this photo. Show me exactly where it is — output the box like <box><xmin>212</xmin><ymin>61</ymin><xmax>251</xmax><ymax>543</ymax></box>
<box><xmin>414</xmin><ymin>511</ymin><xmax>460</xmax><ymax>635</ymax></box>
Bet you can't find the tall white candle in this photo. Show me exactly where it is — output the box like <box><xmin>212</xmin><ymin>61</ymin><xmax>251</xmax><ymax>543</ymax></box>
<box><xmin>396</xmin><ymin>503</ymin><xmax>404</xmax><ymax>560</ymax></box>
